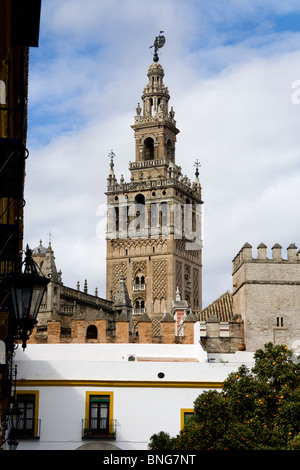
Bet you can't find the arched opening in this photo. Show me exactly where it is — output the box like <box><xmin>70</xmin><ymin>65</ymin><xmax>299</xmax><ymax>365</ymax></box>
<box><xmin>144</xmin><ymin>137</ymin><xmax>154</xmax><ymax>160</ymax></box>
<box><xmin>86</xmin><ymin>325</ymin><xmax>98</xmax><ymax>340</ymax></box>
<box><xmin>134</xmin><ymin>194</ymin><xmax>146</xmax><ymax>230</ymax></box>
<box><xmin>134</xmin><ymin>270</ymin><xmax>146</xmax><ymax>291</ymax></box>
<box><xmin>135</xmin><ymin>194</ymin><xmax>145</xmax><ymax>205</ymax></box>
<box><xmin>159</xmin><ymin>202</ymin><xmax>168</xmax><ymax>227</ymax></box>
<box><xmin>134</xmin><ymin>298</ymin><xmax>145</xmax><ymax>314</ymax></box>
<box><xmin>166</xmin><ymin>139</ymin><xmax>174</xmax><ymax>161</ymax></box>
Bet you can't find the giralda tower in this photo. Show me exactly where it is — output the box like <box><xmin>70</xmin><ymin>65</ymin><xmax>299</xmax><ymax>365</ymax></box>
<box><xmin>106</xmin><ymin>34</ymin><xmax>203</xmax><ymax>319</ymax></box>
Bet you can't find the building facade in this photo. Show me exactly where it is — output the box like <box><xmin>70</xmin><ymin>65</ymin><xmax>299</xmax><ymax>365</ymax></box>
<box><xmin>30</xmin><ymin>240</ymin><xmax>116</xmax><ymax>342</ymax></box>
<box><xmin>232</xmin><ymin>242</ymin><xmax>300</xmax><ymax>352</ymax></box>
<box><xmin>9</xmin><ymin>342</ymin><xmax>254</xmax><ymax>451</ymax></box>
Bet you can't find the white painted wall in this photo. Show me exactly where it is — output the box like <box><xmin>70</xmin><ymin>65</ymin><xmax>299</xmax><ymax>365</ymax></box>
<box><xmin>9</xmin><ymin>343</ymin><xmax>254</xmax><ymax>450</ymax></box>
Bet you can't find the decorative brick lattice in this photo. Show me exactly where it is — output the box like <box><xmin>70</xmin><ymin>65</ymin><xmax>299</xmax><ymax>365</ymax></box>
<box><xmin>152</xmin><ymin>259</ymin><xmax>167</xmax><ymax>300</ymax></box>
<box><xmin>112</xmin><ymin>262</ymin><xmax>127</xmax><ymax>293</ymax></box>
<box><xmin>113</xmin><ymin>238</ymin><xmax>167</xmax><ymax>256</ymax></box>
<box><xmin>193</xmin><ymin>267</ymin><xmax>200</xmax><ymax>310</ymax></box>
<box><xmin>175</xmin><ymin>260</ymin><xmax>183</xmax><ymax>295</ymax></box>
<box><xmin>152</xmin><ymin>317</ymin><xmax>162</xmax><ymax>336</ymax></box>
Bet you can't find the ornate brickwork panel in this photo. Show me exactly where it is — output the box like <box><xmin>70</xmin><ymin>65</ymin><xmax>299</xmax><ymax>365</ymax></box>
<box><xmin>193</xmin><ymin>267</ymin><xmax>200</xmax><ymax>310</ymax></box>
<box><xmin>175</xmin><ymin>260</ymin><xmax>183</xmax><ymax>295</ymax></box>
<box><xmin>175</xmin><ymin>239</ymin><xmax>200</xmax><ymax>261</ymax></box>
<box><xmin>113</xmin><ymin>238</ymin><xmax>167</xmax><ymax>257</ymax></box>
<box><xmin>152</xmin><ymin>258</ymin><xmax>167</xmax><ymax>300</ymax></box>
<box><xmin>132</xmin><ymin>261</ymin><xmax>147</xmax><ymax>277</ymax></box>
<box><xmin>112</xmin><ymin>262</ymin><xmax>127</xmax><ymax>293</ymax></box>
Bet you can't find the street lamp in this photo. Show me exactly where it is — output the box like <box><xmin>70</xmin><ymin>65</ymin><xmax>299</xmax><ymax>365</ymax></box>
<box><xmin>6</xmin><ymin>403</ymin><xmax>23</xmax><ymax>450</ymax></box>
<box><xmin>8</xmin><ymin>245</ymin><xmax>50</xmax><ymax>349</ymax></box>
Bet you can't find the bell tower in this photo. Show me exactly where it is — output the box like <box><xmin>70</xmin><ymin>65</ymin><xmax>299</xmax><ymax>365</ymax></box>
<box><xmin>133</xmin><ymin>59</ymin><xmax>177</xmax><ymax>166</ymax></box>
<box><xmin>106</xmin><ymin>35</ymin><xmax>203</xmax><ymax>319</ymax></box>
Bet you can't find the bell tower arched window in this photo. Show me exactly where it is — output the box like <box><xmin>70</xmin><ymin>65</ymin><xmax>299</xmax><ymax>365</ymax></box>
<box><xmin>134</xmin><ymin>194</ymin><xmax>146</xmax><ymax>230</ymax></box>
<box><xmin>134</xmin><ymin>270</ymin><xmax>146</xmax><ymax>291</ymax></box>
<box><xmin>144</xmin><ymin>137</ymin><xmax>154</xmax><ymax>160</ymax></box>
<box><xmin>166</xmin><ymin>139</ymin><xmax>173</xmax><ymax>161</ymax></box>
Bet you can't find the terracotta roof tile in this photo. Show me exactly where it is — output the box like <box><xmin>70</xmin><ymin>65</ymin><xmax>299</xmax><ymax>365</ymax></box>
<box><xmin>198</xmin><ymin>291</ymin><xmax>233</xmax><ymax>322</ymax></box>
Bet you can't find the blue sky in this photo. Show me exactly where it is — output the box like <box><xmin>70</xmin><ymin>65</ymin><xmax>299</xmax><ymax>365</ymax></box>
<box><xmin>24</xmin><ymin>0</ymin><xmax>300</xmax><ymax>308</ymax></box>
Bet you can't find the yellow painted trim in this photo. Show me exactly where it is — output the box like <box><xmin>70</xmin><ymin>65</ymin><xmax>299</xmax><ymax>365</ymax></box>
<box><xmin>180</xmin><ymin>408</ymin><xmax>194</xmax><ymax>429</ymax></box>
<box><xmin>85</xmin><ymin>391</ymin><xmax>114</xmax><ymax>433</ymax></box>
<box><xmin>16</xmin><ymin>380</ymin><xmax>224</xmax><ymax>389</ymax></box>
<box><xmin>15</xmin><ymin>390</ymin><xmax>39</xmax><ymax>436</ymax></box>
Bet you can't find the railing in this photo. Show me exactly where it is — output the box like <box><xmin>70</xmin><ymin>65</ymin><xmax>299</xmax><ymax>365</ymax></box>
<box><xmin>133</xmin><ymin>283</ymin><xmax>146</xmax><ymax>291</ymax></box>
<box><xmin>129</xmin><ymin>158</ymin><xmax>169</xmax><ymax>169</ymax></box>
<box><xmin>133</xmin><ymin>308</ymin><xmax>146</xmax><ymax>315</ymax></box>
<box><xmin>82</xmin><ymin>419</ymin><xmax>117</xmax><ymax>440</ymax></box>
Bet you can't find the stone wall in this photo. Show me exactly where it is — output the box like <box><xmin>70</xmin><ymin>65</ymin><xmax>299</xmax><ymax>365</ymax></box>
<box><xmin>232</xmin><ymin>243</ymin><xmax>300</xmax><ymax>352</ymax></box>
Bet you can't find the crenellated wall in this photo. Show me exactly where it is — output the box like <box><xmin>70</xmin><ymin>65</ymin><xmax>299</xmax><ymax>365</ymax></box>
<box><xmin>28</xmin><ymin>313</ymin><xmax>198</xmax><ymax>346</ymax></box>
<box><xmin>232</xmin><ymin>242</ymin><xmax>300</xmax><ymax>352</ymax></box>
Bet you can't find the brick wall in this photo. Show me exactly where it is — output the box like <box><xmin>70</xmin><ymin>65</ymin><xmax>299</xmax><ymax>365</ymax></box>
<box><xmin>28</xmin><ymin>316</ymin><xmax>198</xmax><ymax>345</ymax></box>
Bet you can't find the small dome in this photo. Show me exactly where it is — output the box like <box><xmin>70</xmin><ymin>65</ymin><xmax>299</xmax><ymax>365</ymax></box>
<box><xmin>148</xmin><ymin>62</ymin><xmax>164</xmax><ymax>76</ymax></box>
<box><xmin>32</xmin><ymin>240</ymin><xmax>47</xmax><ymax>255</ymax></box>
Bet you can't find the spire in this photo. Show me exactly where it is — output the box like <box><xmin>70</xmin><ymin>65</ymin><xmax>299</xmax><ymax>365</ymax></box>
<box><xmin>193</xmin><ymin>159</ymin><xmax>202</xmax><ymax>195</ymax></box>
<box><xmin>132</xmin><ymin>37</ymin><xmax>179</xmax><ymax>165</ymax></box>
<box><xmin>32</xmin><ymin>240</ymin><xmax>61</xmax><ymax>284</ymax></box>
<box><xmin>114</xmin><ymin>273</ymin><xmax>132</xmax><ymax>332</ymax></box>
<box><xmin>140</xmin><ymin>61</ymin><xmax>171</xmax><ymax>120</ymax></box>
<box><xmin>114</xmin><ymin>273</ymin><xmax>132</xmax><ymax>310</ymax></box>
<box><xmin>107</xmin><ymin>149</ymin><xmax>117</xmax><ymax>187</ymax></box>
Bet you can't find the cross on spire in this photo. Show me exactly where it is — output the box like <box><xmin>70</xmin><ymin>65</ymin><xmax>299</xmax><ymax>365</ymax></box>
<box><xmin>109</xmin><ymin>149</ymin><xmax>115</xmax><ymax>165</ymax></box>
<box><xmin>194</xmin><ymin>159</ymin><xmax>201</xmax><ymax>178</ymax></box>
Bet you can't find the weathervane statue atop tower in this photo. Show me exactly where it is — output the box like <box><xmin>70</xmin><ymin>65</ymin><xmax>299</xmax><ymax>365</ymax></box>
<box><xmin>149</xmin><ymin>31</ymin><xmax>166</xmax><ymax>62</ymax></box>
<box><xmin>194</xmin><ymin>159</ymin><xmax>201</xmax><ymax>179</ymax></box>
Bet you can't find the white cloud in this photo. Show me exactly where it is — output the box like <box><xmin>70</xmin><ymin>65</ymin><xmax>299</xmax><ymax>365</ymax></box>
<box><xmin>24</xmin><ymin>0</ymin><xmax>300</xmax><ymax>307</ymax></box>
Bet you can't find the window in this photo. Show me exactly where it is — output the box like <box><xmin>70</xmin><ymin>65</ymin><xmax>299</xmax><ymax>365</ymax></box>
<box><xmin>84</xmin><ymin>392</ymin><xmax>116</xmax><ymax>439</ymax></box>
<box><xmin>277</xmin><ymin>317</ymin><xmax>284</xmax><ymax>327</ymax></box>
<box><xmin>86</xmin><ymin>325</ymin><xmax>98</xmax><ymax>340</ymax></box>
<box><xmin>0</xmin><ymin>80</ymin><xmax>6</xmax><ymax>104</ymax></box>
<box><xmin>166</xmin><ymin>139</ymin><xmax>173</xmax><ymax>160</ymax></box>
<box><xmin>134</xmin><ymin>194</ymin><xmax>146</xmax><ymax>230</ymax></box>
<box><xmin>135</xmin><ymin>299</ymin><xmax>145</xmax><ymax>309</ymax></box>
<box><xmin>144</xmin><ymin>137</ymin><xmax>154</xmax><ymax>160</ymax></box>
<box><xmin>15</xmin><ymin>391</ymin><xmax>39</xmax><ymax>438</ymax></box>
<box><xmin>134</xmin><ymin>271</ymin><xmax>146</xmax><ymax>290</ymax></box>
<box><xmin>180</xmin><ymin>409</ymin><xmax>194</xmax><ymax>429</ymax></box>
<box><xmin>160</xmin><ymin>202</ymin><xmax>168</xmax><ymax>227</ymax></box>
<box><xmin>90</xmin><ymin>395</ymin><xmax>110</xmax><ymax>432</ymax></box>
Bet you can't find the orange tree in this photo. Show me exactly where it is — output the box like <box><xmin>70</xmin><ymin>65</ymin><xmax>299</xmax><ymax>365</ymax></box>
<box><xmin>148</xmin><ymin>343</ymin><xmax>300</xmax><ymax>450</ymax></box>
